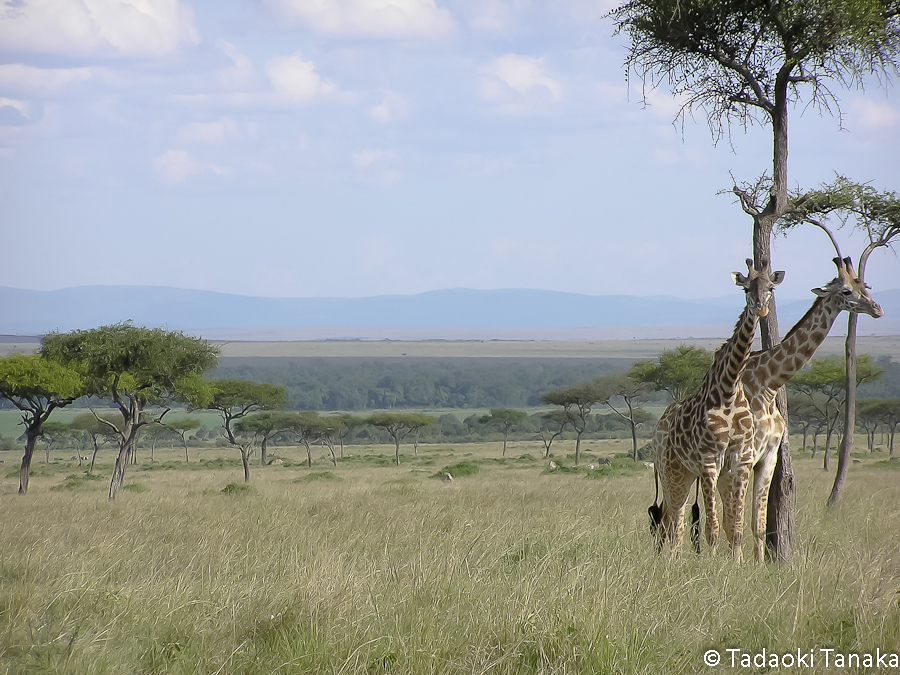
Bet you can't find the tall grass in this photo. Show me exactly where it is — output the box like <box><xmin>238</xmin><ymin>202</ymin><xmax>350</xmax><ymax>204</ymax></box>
<box><xmin>1</xmin><ymin>440</ymin><xmax>898</xmax><ymax>674</ymax></box>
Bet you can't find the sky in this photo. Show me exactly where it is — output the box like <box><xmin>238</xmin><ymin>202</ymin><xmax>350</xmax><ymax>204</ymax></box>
<box><xmin>1</xmin><ymin>0</ymin><xmax>898</xmax><ymax>304</ymax></box>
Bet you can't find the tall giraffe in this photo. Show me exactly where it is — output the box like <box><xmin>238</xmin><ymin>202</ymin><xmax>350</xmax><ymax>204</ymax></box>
<box><xmin>653</xmin><ymin>259</ymin><xmax>784</xmax><ymax>556</ymax></box>
<box><xmin>718</xmin><ymin>256</ymin><xmax>884</xmax><ymax>562</ymax></box>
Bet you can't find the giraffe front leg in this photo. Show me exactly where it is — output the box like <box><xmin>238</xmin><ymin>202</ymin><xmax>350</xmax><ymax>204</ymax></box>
<box><xmin>698</xmin><ymin>469</ymin><xmax>720</xmax><ymax>555</ymax></box>
<box><xmin>659</xmin><ymin>475</ymin><xmax>692</xmax><ymax>556</ymax></box>
<box><xmin>752</xmin><ymin>446</ymin><xmax>779</xmax><ymax>563</ymax></box>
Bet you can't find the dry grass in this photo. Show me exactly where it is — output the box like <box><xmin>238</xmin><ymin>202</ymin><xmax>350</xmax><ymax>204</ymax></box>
<box><xmin>2</xmin><ymin>438</ymin><xmax>899</xmax><ymax>674</ymax></box>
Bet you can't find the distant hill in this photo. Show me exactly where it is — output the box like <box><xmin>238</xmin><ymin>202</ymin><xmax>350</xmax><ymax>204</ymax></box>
<box><xmin>1</xmin><ymin>285</ymin><xmax>897</xmax><ymax>337</ymax></box>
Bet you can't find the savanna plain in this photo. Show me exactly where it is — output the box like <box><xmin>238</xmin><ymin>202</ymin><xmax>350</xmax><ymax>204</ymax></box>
<box><xmin>2</xmin><ymin>432</ymin><xmax>899</xmax><ymax>675</ymax></box>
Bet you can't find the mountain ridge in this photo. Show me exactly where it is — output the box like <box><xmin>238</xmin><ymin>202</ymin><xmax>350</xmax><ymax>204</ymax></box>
<box><xmin>1</xmin><ymin>285</ymin><xmax>898</xmax><ymax>337</ymax></box>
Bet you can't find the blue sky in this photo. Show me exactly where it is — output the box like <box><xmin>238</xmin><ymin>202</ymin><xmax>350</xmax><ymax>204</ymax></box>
<box><xmin>1</xmin><ymin>0</ymin><xmax>898</xmax><ymax>303</ymax></box>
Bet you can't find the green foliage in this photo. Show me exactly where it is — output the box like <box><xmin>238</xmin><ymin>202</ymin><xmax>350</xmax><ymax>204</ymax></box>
<box><xmin>438</xmin><ymin>460</ymin><xmax>480</xmax><ymax>477</ymax></box>
<box><xmin>479</xmin><ymin>408</ymin><xmax>527</xmax><ymax>429</ymax></box>
<box><xmin>220</xmin><ymin>482</ymin><xmax>256</xmax><ymax>495</ymax></box>
<box><xmin>51</xmin><ymin>472</ymin><xmax>106</xmax><ymax>491</ymax></box>
<box><xmin>295</xmin><ymin>471</ymin><xmax>342</xmax><ymax>482</ymax></box>
<box><xmin>791</xmin><ymin>355</ymin><xmax>884</xmax><ymax>395</ymax></box>
<box><xmin>629</xmin><ymin>345</ymin><xmax>713</xmax><ymax>402</ymax></box>
<box><xmin>123</xmin><ymin>483</ymin><xmax>149</xmax><ymax>493</ymax></box>
<box><xmin>41</xmin><ymin>323</ymin><xmax>218</xmax><ymax>405</ymax></box>
<box><xmin>200</xmin><ymin>379</ymin><xmax>288</xmax><ymax>416</ymax></box>
<box><xmin>211</xmin><ymin>357</ymin><xmax>625</xmax><ymax>410</ymax></box>
<box><xmin>610</xmin><ymin>0</ymin><xmax>900</xmax><ymax>134</ymax></box>
<box><xmin>0</xmin><ymin>353</ymin><xmax>85</xmax><ymax>406</ymax></box>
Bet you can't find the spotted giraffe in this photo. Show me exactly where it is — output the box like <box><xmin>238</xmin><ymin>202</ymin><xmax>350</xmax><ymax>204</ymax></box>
<box><xmin>653</xmin><ymin>259</ymin><xmax>784</xmax><ymax>556</ymax></box>
<box><xmin>718</xmin><ymin>257</ymin><xmax>884</xmax><ymax>562</ymax></box>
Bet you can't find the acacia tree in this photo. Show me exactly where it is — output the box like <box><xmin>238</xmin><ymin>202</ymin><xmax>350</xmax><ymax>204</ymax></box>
<box><xmin>479</xmin><ymin>408</ymin><xmax>527</xmax><ymax>457</ymax></box>
<box><xmin>874</xmin><ymin>399</ymin><xmax>900</xmax><ymax>455</ymax></box>
<box><xmin>789</xmin><ymin>355</ymin><xmax>883</xmax><ymax>470</ymax></box>
<box><xmin>163</xmin><ymin>418</ymin><xmax>202</xmax><ymax>463</ymax></box>
<box><xmin>779</xmin><ymin>178</ymin><xmax>899</xmax><ymax>505</ymax></box>
<box><xmin>0</xmin><ymin>353</ymin><xmax>85</xmax><ymax>495</ymax></box>
<box><xmin>365</xmin><ymin>412</ymin><xmax>433</xmax><ymax>465</ymax></box>
<box><xmin>234</xmin><ymin>411</ymin><xmax>296</xmax><ymax>465</ymax></box>
<box><xmin>71</xmin><ymin>411</ymin><xmax>121</xmax><ymax>472</ymax></box>
<box><xmin>594</xmin><ymin>374</ymin><xmax>653</xmax><ymax>462</ymax></box>
<box><xmin>536</xmin><ymin>410</ymin><xmax>571</xmax><ymax>458</ymax></box>
<box><xmin>856</xmin><ymin>399</ymin><xmax>885</xmax><ymax>452</ymax></box>
<box><xmin>287</xmin><ymin>411</ymin><xmax>332</xmax><ymax>468</ymax></box>
<box><xmin>42</xmin><ymin>324</ymin><xmax>219</xmax><ymax>499</ymax></box>
<box><xmin>611</xmin><ymin>0</ymin><xmax>900</xmax><ymax>558</ymax></box>
<box><xmin>333</xmin><ymin>414</ymin><xmax>366</xmax><ymax>458</ymax></box>
<box><xmin>196</xmin><ymin>379</ymin><xmax>287</xmax><ymax>482</ymax></box>
<box><xmin>541</xmin><ymin>383</ymin><xmax>603</xmax><ymax>466</ymax></box>
<box><xmin>629</xmin><ymin>345</ymin><xmax>713</xmax><ymax>403</ymax></box>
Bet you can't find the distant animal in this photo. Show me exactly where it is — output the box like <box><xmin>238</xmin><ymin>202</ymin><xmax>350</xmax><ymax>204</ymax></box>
<box><xmin>597</xmin><ymin>458</ymin><xmax>611</xmax><ymax>466</ymax></box>
<box><xmin>548</xmin><ymin>461</ymin><xmax>557</xmax><ymax>470</ymax></box>
<box><xmin>441</xmin><ymin>472</ymin><xmax>453</xmax><ymax>482</ymax></box>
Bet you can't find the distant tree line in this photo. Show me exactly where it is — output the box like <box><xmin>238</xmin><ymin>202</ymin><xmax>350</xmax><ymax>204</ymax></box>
<box><xmin>208</xmin><ymin>357</ymin><xmax>661</xmax><ymax>411</ymax></box>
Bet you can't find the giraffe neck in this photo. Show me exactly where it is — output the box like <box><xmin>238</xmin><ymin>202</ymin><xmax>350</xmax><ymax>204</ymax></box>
<box><xmin>703</xmin><ymin>301</ymin><xmax>758</xmax><ymax>409</ymax></box>
<box><xmin>745</xmin><ymin>296</ymin><xmax>842</xmax><ymax>393</ymax></box>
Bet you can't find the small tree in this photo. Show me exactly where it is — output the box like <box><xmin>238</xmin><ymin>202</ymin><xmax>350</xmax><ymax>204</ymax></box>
<box><xmin>365</xmin><ymin>412</ymin><xmax>433</xmax><ymax>466</ymax></box>
<box><xmin>196</xmin><ymin>379</ymin><xmax>288</xmax><ymax>482</ymax></box>
<box><xmin>479</xmin><ymin>409</ymin><xmax>527</xmax><ymax>457</ymax></box>
<box><xmin>234</xmin><ymin>411</ymin><xmax>296</xmax><ymax>465</ymax></box>
<box><xmin>71</xmin><ymin>411</ymin><xmax>121</xmax><ymax>472</ymax></box>
<box><xmin>594</xmin><ymin>374</ymin><xmax>653</xmax><ymax>462</ymax></box>
<box><xmin>541</xmin><ymin>382</ymin><xmax>603</xmax><ymax>466</ymax></box>
<box><xmin>287</xmin><ymin>411</ymin><xmax>335</xmax><ymax>468</ymax></box>
<box><xmin>333</xmin><ymin>414</ymin><xmax>366</xmax><ymax>458</ymax></box>
<box><xmin>789</xmin><ymin>355</ymin><xmax>884</xmax><ymax>469</ymax></box>
<box><xmin>164</xmin><ymin>417</ymin><xmax>203</xmax><ymax>463</ymax></box>
<box><xmin>42</xmin><ymin>323</ymin><xmax>219</xmax><ymax>499</ymax></box>
<box><xmin>536</xmin><ymin>410</ymin><xmax>571</xmax><ymax>458</ymax></box>
<box><xmin>0</xmin><ymin>353</ymin><xmax>85</xmax><ymax>495</ymax></box>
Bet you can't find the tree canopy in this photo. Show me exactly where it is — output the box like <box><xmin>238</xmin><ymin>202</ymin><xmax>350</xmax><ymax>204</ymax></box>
<box><xmin>41</xmin><ymin>323</ymin><xmax>219</xmax><ymax>499</ymax></box>
<box><xmin>628</xmin><ymin>345</ymin><xmax>713</xmax><ymax>402</ymax></box>
<box><xmin>0</xmin><ymin>353</ymin><xmax>86</xmax><ymax>494</ymax></box>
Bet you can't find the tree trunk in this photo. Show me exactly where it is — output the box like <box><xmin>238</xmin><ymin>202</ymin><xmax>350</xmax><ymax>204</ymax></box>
<box><xmin>90</xmin><ymin>437</ymin><xmax>100</xmax><ymax>473</ymax></box>
<box><xmin>108</xmin><ymin>440</ymin><xmax>131</xmax><ymax>500</ymax></box>
<box><xmin>801</xmin><ymin>427</ymin><xmax>808</xmax><ymax>453</ymax></box>
<box><xmin>18</xmin><ymin>429</ymin><xmax>39</xmax><ymax>495</ymax></box>
<box><xmin>394</xmin><ymin>435</ymin><xmax>401</xmax><ymax>466</ymax></box>
<box><xmin>241</xmin><ymin>445</ymin><xmax>250</xmax><ymax>482</ymax></box>
<box><xmin>574</xmin><ymin>431</ymin><xmax>582</xmax><ymax>466</ymax></box>
<box><xmin>183</xmin><ymin>438</ymin><xmax>190</xmax><ymax>463</ymax></box>
<box><xmin>503</xmin><ymin>427</ymin><xmax>509</xmax><ymax>457</ymax></box>
<box><xmin>260</xmin><ymin>435</ymin><xmax>268</xmax><ymax>466</ymax></box>
<box><xmin>827</xmin><ymin>302</ymin><xmax>859</xmax><ymax>506</ymax></box>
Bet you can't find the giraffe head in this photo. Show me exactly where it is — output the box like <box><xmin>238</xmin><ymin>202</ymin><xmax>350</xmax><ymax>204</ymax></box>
<box><xmin>731</xmin><ymin>258</ymin><xmax>785</xmax><ymax>318</ymax></box>
<box><xmin>811</xmin><ymin>257</ymin><xmax>884</xmax><ymax>318</ymax></box>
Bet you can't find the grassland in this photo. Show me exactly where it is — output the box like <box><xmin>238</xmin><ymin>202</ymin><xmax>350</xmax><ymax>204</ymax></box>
<box><xmin>2</xmin><ymin>436</ymin><xmax>899</xmax><ymax>675</ymax></box>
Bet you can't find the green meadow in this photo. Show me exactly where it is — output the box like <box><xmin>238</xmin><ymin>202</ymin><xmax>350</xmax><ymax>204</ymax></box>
<box><xmin>2</xmin><ymin>436</ymin><xmax>899</xmax><ymax>674</ymax></box>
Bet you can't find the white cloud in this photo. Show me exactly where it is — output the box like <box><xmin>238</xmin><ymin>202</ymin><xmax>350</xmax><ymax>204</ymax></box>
<box><xmin>176</xmin><ymin>118</ymin><xmax>255</xmax><ymax>145</ymax></box>
<box><xmin>369</xmin><ymin>91</ymin><xmax>410</xmax><ymax>123</ymax></box>
<box><xmin>216</xmin><ymin>41</ymin><xmax>255</xmax><ymax>90</ymax></box>
<box><xmin>154</xmin><ymin>149</ymin><xmax>200</xmax><ymax>183</ymax></box>
<box><xmin>265</xmin><ymin>0</ymin><xmax>455</xmax><ymax>39</ymax></box>
<box><xmin>0</xmin><ymin>64</ymin><xmax>93</xmax><ymax>93</ymax></box>
<box><xmin>266</xmin><ymin>52</ymin><xmax>337</xmax><ymax>105</ymax></box>
<box><xmin>849</xmin><ymin>99</ymin><xmax>899</xmax><ymax>129</ymax></box>
<box><xmin>0</xmin><ymin>0</ymin><xmax>200</xmax><ymax>56</ymax></box>
<box><xmin>0</xmin><ymin>98</ymin><xmax>30</xmax><ymax>119</ymax></box>
<box><xmin>479</xmin><ymin>54</ymin><xmax>561</xmax><ymax>110</ymax></box>
<box><xmin>353</xmin><ymin>148</ymin><xmax>402</xmax><ymax>185</ymax></box>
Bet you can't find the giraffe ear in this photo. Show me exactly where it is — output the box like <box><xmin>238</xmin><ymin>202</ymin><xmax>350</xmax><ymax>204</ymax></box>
<box><xmin>732</xmin><ymin>271</ymin><xmax>748</xmax><ymax>287</ymax></box>
<box><xmin>812</xmin><ymin>286</ymin><xmax>829</xmax><ymax>297</ymax></box>
<box><xmin>771</xmin><ymin>270</ymin><xmax>785</xmax><ymax>285</ymax></box>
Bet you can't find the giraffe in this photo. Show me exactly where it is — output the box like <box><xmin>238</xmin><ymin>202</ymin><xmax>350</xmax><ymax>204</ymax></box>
<box><xmin>653</xmin><ymin>259</ymin><xmax>784</xmax><ymax>557</ymax></box>
<box><xmin>718</xmin><ymin>256</ymin><xmax>884</xmax><ymax>562</ymax></box>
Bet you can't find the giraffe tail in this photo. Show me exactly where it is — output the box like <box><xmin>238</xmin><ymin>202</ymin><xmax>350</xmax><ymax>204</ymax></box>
<box><xmin>690</xmin><ymin>478</ymin><xmax>701</xmax><ymax>554</ymax></box>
